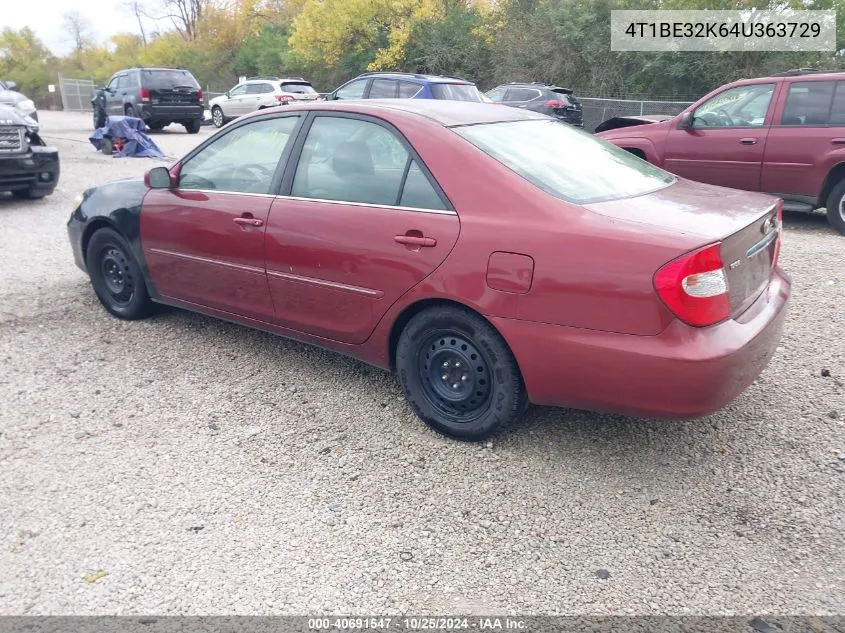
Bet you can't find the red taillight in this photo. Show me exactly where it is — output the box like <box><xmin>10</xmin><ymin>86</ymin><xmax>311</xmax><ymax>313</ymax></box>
<box><xmin>654</xmin><ymin>242</ymin><xmax>731</xmax><ymax>327</ymax></box>
<box><xmin>275</xmin><ymin>94</ymin><xmax>293</xmax><ymax>103</ymax></box>
<box><xmin>545</xmin><ymin>99</ymin><xmax>567</xmax><ymax>108</ymax></box>
<box><xmin>197</xmin><ymin>88</ymin><xmax>203</xmax><ymax>102</ymax></box>
<box><xmin>139</xmin><ymin>87</ymin><xmax>150</xmax><ymax>101</ymax></box>
<box><xmin>772</xmin><ymin>199</ymin><xmax>783</xmax><ymax>269</ymax></box>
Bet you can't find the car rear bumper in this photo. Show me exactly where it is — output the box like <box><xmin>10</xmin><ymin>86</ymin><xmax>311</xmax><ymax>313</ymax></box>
<box><xmin>138</xmin><ymin>103</ymin><xmax>204</xmax><ymax>121</ymax></box>
<box><xmin>493</xmin><ymin>267</ymin><xmax>791</xmax><ymax>419</ymax></box>
<box><xmin>0</xmin><ymin>145</ymin><xmax>59</xmax><ymax>194</ymax></box>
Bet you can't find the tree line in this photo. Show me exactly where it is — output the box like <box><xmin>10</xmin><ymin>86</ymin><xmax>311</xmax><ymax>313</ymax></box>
<box><xmin>2</xmin><ymin>0</ymin><xmax>844</xmax><ymax>107</ymax></box>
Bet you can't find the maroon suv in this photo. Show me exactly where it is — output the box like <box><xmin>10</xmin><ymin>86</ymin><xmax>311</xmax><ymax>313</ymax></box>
<box><xmin>596</xmin><ymin>69</ymin><xmax>845</xmax><ymax>235</ymax></box>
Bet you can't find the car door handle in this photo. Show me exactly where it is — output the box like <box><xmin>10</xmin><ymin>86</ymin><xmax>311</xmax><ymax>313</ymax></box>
<box><xmin>831</xmin><ymin>138</ymin><xmax>845</xmax><ymax>145</ymax></box>
<box><xmin>233</xmin><ymin>216</ymin><xmax>263</xmax><ymax>227</ymax></box>
<box><xmin>394</xmin><ymin>235</ymin><xmax>436</xmax><ymax>247</ymax></box>
<box><xmin>739</xmin><ymin>138</ymin><xmax>757</xmax><ymax>145</ymax></box>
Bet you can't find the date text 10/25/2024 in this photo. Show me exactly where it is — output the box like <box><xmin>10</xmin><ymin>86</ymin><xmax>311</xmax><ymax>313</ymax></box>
<box><xmin>308</xmin><ymin>617</ymin><xmax>527</xmax><ymax>630</ymax></box>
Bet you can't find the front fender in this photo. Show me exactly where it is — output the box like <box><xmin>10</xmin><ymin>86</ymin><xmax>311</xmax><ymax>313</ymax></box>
<box><xmin>70</xmin><ymin>178</ymin><xmax>158</xmax><ymax>296</ymax></box>
<box><xmin>602</xmin><ymin>136</ymin><xmax>660</xmax><ymax>165</ymax></box>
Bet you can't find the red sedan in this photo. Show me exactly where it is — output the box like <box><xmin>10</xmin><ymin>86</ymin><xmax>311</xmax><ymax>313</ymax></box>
<box><xmin>67</xmin><ymin>100</ymin><xmax>791</xmax><ymax>440</ymax></box>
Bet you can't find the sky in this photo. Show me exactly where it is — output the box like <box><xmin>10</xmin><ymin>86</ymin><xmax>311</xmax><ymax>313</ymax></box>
<box><xmin>2</xmin><ymin>0</ymin><xmax>160</xmax><ymax>55</ymax></box>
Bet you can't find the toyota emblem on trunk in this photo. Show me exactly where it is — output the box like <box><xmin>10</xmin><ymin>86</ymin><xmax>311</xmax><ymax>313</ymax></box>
<box><xmin>762</xmin><ymin>216</ymin><xmax>777</xmax><ymax>234</ymax></box>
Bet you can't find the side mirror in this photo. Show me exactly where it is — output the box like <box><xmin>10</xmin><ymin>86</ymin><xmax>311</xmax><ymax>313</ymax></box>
<box><xmin>225</xmin><ymin>91</ymin><xmax>230</xmax><ymax>98</ymax></box>
<box><xmin>679</xmin><ymin>111</ymin><xmax>694</xmax><ymax>130</ymax></box>
<box><xmin>5</xmin><ymin>81</ymin><xmax>17</xmax><ymax>91</ymax></box>
<box><xmin>145</xmin><ymin>166</ymin><xmax>173</xmax><ymax>189</ymax></box>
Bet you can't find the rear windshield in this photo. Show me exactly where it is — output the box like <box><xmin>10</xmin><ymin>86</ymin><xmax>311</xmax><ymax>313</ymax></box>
<box><xmin>141</xmin><ymin>69</ymin><xmax>200</xmax><ymax>90</ymax></box>
<box><xmin>455</xmin><ymin>119</ymin><xmax>675</xmax><ymax>204</ymax></box>
<box><xmin>281</xmin><ymin>82</ymin><xmax>316</xmax><ymax>94</ymax></box>
<box><xmin>431</xmin><ymin>83</ymin><xmax>484</xmax><ymax>102</ymax></box>
<box><xmin>552</xmin><ymin>88</ymin><xmax>578</xmax><ymax>104</ymax></box>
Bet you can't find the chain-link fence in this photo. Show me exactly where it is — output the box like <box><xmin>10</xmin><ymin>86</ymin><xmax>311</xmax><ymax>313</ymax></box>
<box><xmin>58</xmin><ymin>75</ymin><xmax>95</xmax><ymax>112</ymax></box>
<box><xmin>580</xmin><ymin>97</ymin><xmax>695</xmax><ymax>132</ymax></box>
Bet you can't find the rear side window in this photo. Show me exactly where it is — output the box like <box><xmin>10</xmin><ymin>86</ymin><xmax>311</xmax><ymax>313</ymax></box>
<box><xmin>291</xmin><ymin>116</ymin><xmax>445</xmax><ymax>210</ymax></box>
<box><xmin>505</xmin><ymin>88</ymin><xmax>542</xmax><ymax>102</ymax></box>
<box><xmin>281</xmin><ymin>82</ymin><xmax>316</xmax><ymax>94</ymax></box>
<box><xmin>456</xmin><ymin>119</ymin><xmax>675</xmax><ymax>205</ymax></box>
<box><xmin>829</xmin><ymin>82</ymin><xmax>845</xmax><ymax>124</ymax></box>
<box><xmin>430</xmin><ymin>83</ymin><xmax>483</xmax><ymax>102</ymax></box>
<box><xmin>369</xmin><ymin>79</ymin><xmax>398</xmax><ymax>99</ymax></box>
<box><xmin>399</xmin><ymin>81</ymin><xmax>422</xmax><ymax>98</ymax></box>
<box><xmin>141</xmin><ymin>69</ymin><xmax>200</xmax><ymax>90</ymax></box>
<box><xmin>781</xmin><ymin>81</ymin><xmax>835</xmax><ymax>126</ymax></box>
<box><xmin>400</xmin><ymin>161</ymin><xmax>446</xmax><ymax>210</ymax></box>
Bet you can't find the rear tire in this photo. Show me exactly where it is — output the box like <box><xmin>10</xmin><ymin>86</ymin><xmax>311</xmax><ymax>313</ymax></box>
<box><xmin>124</xmin><ymin>105</ymin><xmax>137</xmax><ymax>118</ymax></box>
<box><xmin>148</xmin><ymin>121</ymin><xmax>165</xmax><ymax>131</ymax></box>
<box><xmin>184</xmin><ymin>119</ymin><xmax>201</xmax><ymax>134</ymax></box>
<box><xmin>85</xmin><ymin>228</ymin><xmax>154</xmax><ymax>320</ymax></box>
<box><xmin>211</xmin><ymin>106</ymin><xmax>225</xmax><ymax>128</ymax></box>
<box><xmin>825</xmin><ymin>179</ymin><xmax>845</xmax><ymax>236</ymax></box>
<box><xmin>396</xmin><ymin>305</ymin><xmax>526</xmax><ymax>441</ymax></box>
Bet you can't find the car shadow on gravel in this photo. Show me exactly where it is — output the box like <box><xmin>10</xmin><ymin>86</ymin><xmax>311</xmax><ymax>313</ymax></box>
<box><xmin>151</xmin><ymin>305</ymin><xmax>738</xmax><ymax>463</ymax></box>
<box><xmin>783</xmin><ymin>209</ymin><xmax>836</xmax><ymax>233</ymax></box>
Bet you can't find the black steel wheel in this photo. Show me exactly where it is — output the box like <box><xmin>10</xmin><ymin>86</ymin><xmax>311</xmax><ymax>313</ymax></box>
<box><xmin>418</xmin><ymin>333</ymin><xmax>492</xmax><ymax>423</ymax></box>
<box><xmin>396</xmin><ymin>305</ymin><xmax>526</xmax><ymax>440</ymax></box>
<box><xmin>85</xmin><ymin>228</ymin><xmax>153</xmax><ymax>320</ymax></box>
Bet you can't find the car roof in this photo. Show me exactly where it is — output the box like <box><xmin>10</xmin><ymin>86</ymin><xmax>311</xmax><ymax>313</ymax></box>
<box><xmin>735</xmin><ymin>70</ymin><xmax>845</xmax><ymax>84</ymax></box>
<box><xmin>496</xmin><ymin>82</ymin><xmax>573</xmax><ymax>92</ymax></box>
<box><xmin>355</xmin><ymin>72</ymin><xmax>473</xmax><ymax>85</ymax></box>
<box><xmin>242</xmin><ymin>99</ymin><xmax>547</xmax><ymax>127</ymax></box>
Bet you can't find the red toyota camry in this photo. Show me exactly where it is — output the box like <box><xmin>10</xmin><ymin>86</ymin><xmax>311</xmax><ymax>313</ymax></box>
<box><xmin>67</xmin><ymin>100</ymin><xmax>790</xmax><ymax>440</ymax></box>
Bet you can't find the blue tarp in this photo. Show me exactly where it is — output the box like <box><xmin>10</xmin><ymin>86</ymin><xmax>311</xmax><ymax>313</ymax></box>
<box><xmin>89</xmin><ymin>115</ymin><xmax>164</xmax><ymax>158</ymax></box>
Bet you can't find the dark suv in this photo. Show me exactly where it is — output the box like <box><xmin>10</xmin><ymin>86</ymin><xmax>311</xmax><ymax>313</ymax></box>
<box><xmin>92</xmin><ymin>67</ymin><xmax>204</xmax><ymax>133</ymax></box>
<box><xmin>485</xmin><ymin>82</ymin><xmax>583</xmax><ymax>127</ymax></box>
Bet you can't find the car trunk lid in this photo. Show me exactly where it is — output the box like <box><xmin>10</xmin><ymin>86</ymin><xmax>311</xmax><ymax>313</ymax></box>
<box><xmin>585</xmin><ymin>178</ymin><xmax>782</xmax><ymax>319</ymax></box>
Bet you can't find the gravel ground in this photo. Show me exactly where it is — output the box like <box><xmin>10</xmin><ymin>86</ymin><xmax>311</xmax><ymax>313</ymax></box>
<box><xmin>0</xmin><ymin>111</ymin><xmax>843</xmax><ymax>616</ymax></box>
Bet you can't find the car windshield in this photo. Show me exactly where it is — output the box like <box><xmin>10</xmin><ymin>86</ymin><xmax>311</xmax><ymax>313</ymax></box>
<box><xmin>281</xmin><ymin>82</ymin><xmax>316</xmax><ymax>94</ymax></box>
<box><xmin>431</xmin><ymin>83</ymin><xmax>484</xmax><ymax>102</ymax></box>
<box><xmin>455</xmin><ymin>119</ymin><xmax>675</xmax><ymax>204</ymax></box>
<box><xmin>142</xmin><ymin>69</ymin><xmax>200</xmax><ymax>90</ymax></box>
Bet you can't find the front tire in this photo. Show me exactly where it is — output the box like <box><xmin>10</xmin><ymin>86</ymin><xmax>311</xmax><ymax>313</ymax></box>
<box><xmin>93</xmin><ymin>108</ymin><xmax>105</xmax><ymax>129</ymax></box>
<box><xmin>85</xmin><ymin>228</ymin><xmax>153</xmax><ymax>320</ymax></box>
<box><xmin>396</xmin><ymin>306</ymin><xmax>526</xmax><ymax>440</ymax></box>
<box><xmin>825</xmin><ymin>179</ymin><xmax>845</xmax><ymax>236</ymax></box>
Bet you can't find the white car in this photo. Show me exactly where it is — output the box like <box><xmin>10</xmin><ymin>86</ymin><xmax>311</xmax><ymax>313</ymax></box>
<box><xmin>209</xmin><ymin>77</ymin><xmax>320</xmax><ymax>128</ymax></box>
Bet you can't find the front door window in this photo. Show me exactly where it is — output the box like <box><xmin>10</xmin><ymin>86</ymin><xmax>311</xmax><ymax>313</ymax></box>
<box><xmin>178</xmin><ymin>117</ymin><xmax>299</xmax><ymax>194</ymax></box>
